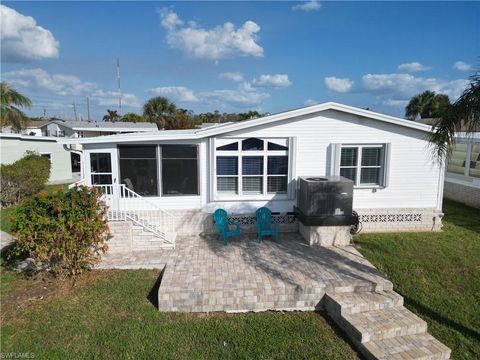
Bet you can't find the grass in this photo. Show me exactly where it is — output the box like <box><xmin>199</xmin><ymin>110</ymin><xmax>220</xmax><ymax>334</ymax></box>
<box><xmin>355</xmin><ymin>199</ymin><xmax>480</xmax><ymax>360</ymax></box>
<box><xmin>0</xmin><ymin>271</ymin><xmax>360</xmax><ymax>359</ymax></box>
<box><xmin>1</xmin><ymin>199</ymin><xmax>478</xmax><ymax>359</ymax></box>
<box><xmin>0</xmin><ymin>183</ymin><xmax>69</xmax><ymax>233</ymax></box>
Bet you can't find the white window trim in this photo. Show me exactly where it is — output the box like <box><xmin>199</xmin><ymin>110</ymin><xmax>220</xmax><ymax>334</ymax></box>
<box><xmin>212</xmin><ymin>137</ymin><xmax>293</xmax><ymax>201</ymax></box>
<box><xmin>339</xmin><ymin>144</ymin><xmax>388</xmax><ymax>189</ymax></box>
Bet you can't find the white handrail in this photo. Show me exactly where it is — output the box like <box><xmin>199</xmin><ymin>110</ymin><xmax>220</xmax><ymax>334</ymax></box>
<box><xmin>68</xmin><ymin>178</ymin><xmax>87</xmax><ymax>189</ymax></box>
<box><xmin>94</xmin><ymin>184</ymin><xmax>176</xmax><ymax>247</ymax></box>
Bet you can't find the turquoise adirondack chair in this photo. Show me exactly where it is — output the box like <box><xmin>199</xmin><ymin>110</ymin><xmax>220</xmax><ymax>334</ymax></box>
<box><xmin>255</xmin><ymin>207</ymin><xmax>279</xmax><ymax>243</ymax></box>
<box><xmin>212</xmin><ymin>209</ymin><xmax>241</xmax><ymax>245</ymax></box>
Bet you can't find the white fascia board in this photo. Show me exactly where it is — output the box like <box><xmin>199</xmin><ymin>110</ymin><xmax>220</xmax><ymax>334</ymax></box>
<box><xmin>71</xmin><ymin>127</ymin><xmax>156</xmax><ymax>132</ymax></box>
<box><xmin>0</xmin><ymin>134</ymin><xmax>58</xmax><ymax>142</ymax></box>
<box><xmin>197</xmin><ymin>102</ymin><xmax>433</xmax><ymax>137</ymax></box>
<box><xmin>57</xmin><ymin>132</ymin><xmax>200</xmax><ymax>145</ymax></box>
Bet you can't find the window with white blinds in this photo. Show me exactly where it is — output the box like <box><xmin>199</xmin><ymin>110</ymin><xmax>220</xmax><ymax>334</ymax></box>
<box><xmin>339</xmin><ymin>145</ymin><xmax>386</xmax><ymax>187</ymax></box>
<box><xmin>214</xmin><ymin>138</ymin><xmax>290</xmax><ymax>198</ymax></box>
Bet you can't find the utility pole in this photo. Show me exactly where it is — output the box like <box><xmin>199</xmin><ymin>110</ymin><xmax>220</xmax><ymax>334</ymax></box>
<box><xmin>86</xmin><ymin>96</ymin><xmax>91</xmax><ymax>121</ymax></box>
<box><xmin>73</xmin><ymin>101</ymin><xmax>78</xmax><ymax>121</ymax></box>
<box><xmin>117</xmin><ymin>57</ymin><xmax>122</xmax><ymax>116</ymax></box>
<box><xmin>43</xmin><ymin>108</ymin><xmax>47</xmax><ymax>119</ymax></box>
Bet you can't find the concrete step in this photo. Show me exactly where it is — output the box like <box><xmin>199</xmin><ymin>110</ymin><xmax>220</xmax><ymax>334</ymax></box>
<box><xmin>324</xmin><ymin>290</ymin><xmax>403</xmax><ymax>316</ymax></box>
<box><xmin>341</xmin><ymin>307</ymin><xmax>428</xmax><ymax>343</ymax></box>
<box><xmin>360</xmin><ymin>333</ymin><xmax>451</xmax><ymax>360</ymax></box>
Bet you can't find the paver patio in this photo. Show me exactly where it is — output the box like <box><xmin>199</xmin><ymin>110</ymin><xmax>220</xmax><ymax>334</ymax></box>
<box><xmin>97</xmin><ymin>231</ymin><xmax>451</xmax><ymax>359</ymax></box>
<box><xmin>98</xmin><ymin>232</ymin><xmax>393</xmax><ymax>312</ymax></box>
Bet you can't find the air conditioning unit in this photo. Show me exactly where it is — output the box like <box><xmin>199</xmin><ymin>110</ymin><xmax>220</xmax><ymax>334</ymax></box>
<box><xmin>295</xmin><ymin>176</ymin><xmax>354</xmax><ymax>226</ymax></box>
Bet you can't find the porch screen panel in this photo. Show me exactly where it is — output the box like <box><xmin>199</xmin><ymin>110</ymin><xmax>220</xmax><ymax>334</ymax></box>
<box><xmin>119</xmin><ymin>145</ymin><xmax>158</xmax><ymax>196</ymax></box>
<box><xmin>161</xmin><ymin>145</ymin><xmax>199</xmax><ymax>195</ymax></box>
<box><xmin>90</xmin><ymin>153</ymin><xmax>112</xmax><ymax>185</ymax></box>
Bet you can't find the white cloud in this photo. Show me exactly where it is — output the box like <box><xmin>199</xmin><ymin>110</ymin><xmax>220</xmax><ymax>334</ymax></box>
<box><xmin>253</xmin><ymin>74</ymin><xmax>292</xmax><ymax>87</ymax></box>
<box><xmin>148</xmin><ymin>86</ymin><xmax>199</xmax><ymax>102</ymax></box>
<box><xmin>219</xmin><ymin>72</ymin><xmax>244</xmax><ymax>82</ymax></box>
<box><xmin>453</xmin><ymin>61</ymin><xmax>471</xmax><ymax>71</ymax></box>
<box><xmin>381</xmin><ymin>99</ymin><xmax>409</xmax><ymax>108</ymax></box>
<box><xmin>2</xmin><ymin>68</ymin><xmax>95</xmax><ymax>96</ymax></box>
<box><xmin>0</xmin><ymin>5</ymin><xmax>59</xmax><ymax>62</ymax></box>
<box><xmin>324</xmin><ymin>76</ymin><xmax>354</xmax><ymax>93</ymax></box>
<box><xmin>158</xmin><ymin>9</ymin><xmax>263</xmax><ymax>60</ymax></box>
<box><xmin>362</xmin><ymin>73</ymin><xmax>468</xmax><ymax>100</ymax></box>
<box><xmin>397</xmin><ymin>62</ymin><xmax>431</xmax><ymax>72</ymax></box>
<box><xmin>304</xmin><ymin>99</ymin><xmax>319</xmax><ymax>106</ymax></box>
<box><xmin>200</xmin><ymin>88</ymin><xmax>269</xmax><ymax>108</ymax></box>
<box><xmin>292</xmin><ymin>1</ymin><xmax>322</xmax><ymax>12</ymax></box>
<box><xmin>92</xmin><ymin>90</ymin><xmax>141</xmax><ymax>108</ymax></box>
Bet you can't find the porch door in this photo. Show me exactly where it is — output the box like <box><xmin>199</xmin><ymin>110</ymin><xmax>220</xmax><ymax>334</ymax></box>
<box><xmin>87</xmin><ymin>150</ymin><xmax>119</xmax><ymax>211</ymax></box>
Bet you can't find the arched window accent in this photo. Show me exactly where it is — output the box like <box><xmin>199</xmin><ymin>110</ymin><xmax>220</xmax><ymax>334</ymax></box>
<box><xmin>242</xmin><ymin>138</ymin><xmax>264</xmax><ymax>151</ymax></box>
<box><xmin>216</xmin><ymin>142</ymin><xmax>238</xmax><ymax>151</ymax></box>
<box><xmin>267</xmin><ymin>142</ymin><xmax>288</xmax><ymax>151</ymax></box>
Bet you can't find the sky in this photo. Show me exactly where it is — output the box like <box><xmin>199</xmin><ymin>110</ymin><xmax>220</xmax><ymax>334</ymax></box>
<box><xmin>1</xmin><ymin>1</ymin><xmax>479</xmax><ymax>121</ymax></box>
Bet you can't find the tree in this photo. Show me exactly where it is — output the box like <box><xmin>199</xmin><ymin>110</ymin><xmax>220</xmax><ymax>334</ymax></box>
<box><xmin>143</xmin><ymin>96</ymin><xmax>177</xmax><ymax>129</ymax></box>
<box><xmin>103</xmin><ymin>109</ymin><xmax>120</xmax><ymax>122</ymax></box>
<box><xmin>0</xmin><ymin>82</ymin><xmax>32</xmax><ymax>133</ymax></box>
<box><xmin>405</xmin><ymin>90</ymin><xmax>451</xmax><ymax>120</ymax></box>
<box><xmin>430</xmin><ymin>70</ymin><xmax>480</xmax><ymax>159</ymax></box>
<box><xmin>121</xmin><ymin>112</ymin><xmax>145</xmax><ymax>123</ymax></box>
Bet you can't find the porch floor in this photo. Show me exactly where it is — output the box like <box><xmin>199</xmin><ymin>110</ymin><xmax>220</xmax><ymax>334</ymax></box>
<box><xmin>98</xmin><ymin>233</ymin><xmax>393</xmax><ymax>312</ymax></box>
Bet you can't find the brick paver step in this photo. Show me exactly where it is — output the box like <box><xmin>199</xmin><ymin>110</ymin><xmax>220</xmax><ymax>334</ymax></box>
<box><xmin>341</xmin><ymin>307</ymin><xmax>428</xmax><ymax>343</ymax></box>
<box><xmin>360</xmin><ymin>333</ymin><xmax>451</xmax><ymax>360</ymax></box>
<box><xmin>325</xmin><ymin>290</ymin><xmax>404</xmax><ymax>316</ymax></box>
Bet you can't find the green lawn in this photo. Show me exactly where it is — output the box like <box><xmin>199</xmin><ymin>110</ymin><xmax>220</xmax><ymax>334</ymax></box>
<box><xmin>1</xmin><ymin>199</ymin><xmax>478</xmax><ymax>359</ymax></box>
<box><xmin>355</xmin><ymin>200</ymin><xmax>480</xmax><ymax>360</ymax></box>
<box><xmin>0</xmin><ymin>183</ymin><xmax>69</xmax><ymax>233</ymax></box>
<box><xmin>0</xmin><ymin>270</ymin><xmax>360</xmax><ymax>359</ymax></box>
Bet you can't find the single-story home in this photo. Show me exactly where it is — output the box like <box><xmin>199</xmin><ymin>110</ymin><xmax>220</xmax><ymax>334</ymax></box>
<box><xmin>60</xmin><ymin>102</ymin><xmax>446</xmax><ymax>246</ymax></box>
<box><xmin>1</xmin><ymin>134</ymin><xmax>75</xmax><ymax>183</ymax></box>
<box><xmin>444</xmin><ymin>132</ymin><xmax>480</xmax><ymax>208</ymax></box>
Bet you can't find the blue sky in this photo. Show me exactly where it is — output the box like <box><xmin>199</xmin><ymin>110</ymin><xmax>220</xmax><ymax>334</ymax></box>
<box><xmin>1</xmin><ymin>1</ymin><xmax>478</xmax><ymax>121</ymax></box>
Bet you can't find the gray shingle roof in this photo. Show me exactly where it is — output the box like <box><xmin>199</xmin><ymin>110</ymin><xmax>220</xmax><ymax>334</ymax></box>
<box><xmin>45</xmin><ymin>120</ymin><xmax>157</xmax><ymax>130</ymax></box>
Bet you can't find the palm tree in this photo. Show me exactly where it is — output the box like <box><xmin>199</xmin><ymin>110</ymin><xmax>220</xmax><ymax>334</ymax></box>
<box><xmin>102</xmin><ymin>109</ymin><xmax>120</xmax><ymax>122</ymax></box>
<box><xmin>0</xmin><ymin>82</ymin><xmax>32</xmax><ymax>133</ymax></box>
<box><xmin>430</xmin><ymin>70</ymin><xmax>480</xmax><ymax>159</ymax></box>
<box><xmin>121</xmin><ymin>112</ymin><xmax>145</xmax><ymax>123</ymax></box>
<box><xmin>405</xmin><ymin>90</ymin><xmax>451</xmax><ymax>120</ymax></box>
<box><xmin>143</xmin><ymin>96</ymin><xmax>177</xmax><ymax>129</ymax></box>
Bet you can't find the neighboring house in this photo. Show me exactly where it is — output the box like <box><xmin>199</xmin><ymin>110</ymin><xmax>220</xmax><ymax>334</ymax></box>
<box><xmin>2</xmin><ymin>120</ymin><xmax>49</xmax><ymax>136</ymax></box>
<box><xmin>444</xmin><ymin>132</ymin><xmax>480</xmax><ymax>208</ymax></box>
<box><xmin>39</xmin><ymin>120</ymin><xmax>158</xmax><ymax>138</ymax></box>
<box><xmin>60</xmin><ymin>102</ymin><xmax>446</xmax><ymax>245</ymax></box>
<box><xmin>0</xmin><ymin>134</ymin><xmax>74</xmax><ymax>183</ymax></box>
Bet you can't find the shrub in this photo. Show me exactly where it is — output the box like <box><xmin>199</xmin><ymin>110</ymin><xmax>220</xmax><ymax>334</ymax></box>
<box><xmin>10</xmin><ymin>186</ymin><xmax>110</xmax><ymax>277</ymax></box>
<box><xmin>0</xmin><ymin>151</ymin><xmax>50</xmax><ymax>206</ymax></box>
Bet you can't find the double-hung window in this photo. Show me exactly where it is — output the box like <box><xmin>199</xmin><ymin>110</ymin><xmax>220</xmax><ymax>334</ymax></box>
<box><xmin>215</xmin><ymin>138</ymin><xmax>290</xmax><ymax>198</ymax></box>
<box><xmin>339</xmin><ymin>144</ymin><xmax>387</xmax><ymax>187</ymax></box>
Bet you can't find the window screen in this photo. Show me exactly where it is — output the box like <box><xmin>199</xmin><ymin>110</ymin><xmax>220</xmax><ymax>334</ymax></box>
<box><xmin>119</xmin><ymin>146</ymin><xmax>158</xmax><ymax>196</ymax></box>
<box><xmin>162</xmin><ymin>145</ymin><xmax>198</xmax><ymax>195</ymax></box>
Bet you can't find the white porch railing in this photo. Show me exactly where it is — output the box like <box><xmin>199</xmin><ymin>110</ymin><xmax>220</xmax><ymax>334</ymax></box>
<box><xmin>70</xmin><ymin>181</ymin><xmax>176</xmax><ymax>247</ymax></box>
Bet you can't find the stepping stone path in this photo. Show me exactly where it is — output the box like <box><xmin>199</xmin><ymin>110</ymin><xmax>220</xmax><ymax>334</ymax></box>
<box><xmin>324</xmin><ymin>291</ymin><xmax>451</xmax><ymax>360</ymax></box>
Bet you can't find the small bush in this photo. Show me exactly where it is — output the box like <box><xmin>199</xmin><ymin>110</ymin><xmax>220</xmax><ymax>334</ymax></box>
<box><xmin>10</xmin><ymin>186</ymin><xmax>110</xmax><ymax>277</ymax></box>
<box><xmin>0</xmin><ymin>151</ymin><xmax>51</xmax><ymax>206</ymax></box>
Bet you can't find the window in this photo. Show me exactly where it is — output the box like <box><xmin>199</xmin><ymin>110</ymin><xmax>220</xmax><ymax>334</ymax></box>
<box><xmin>161</xmin><ymin>145</ymin><xmax>199</xmax><ymax>195</ymax></box>
<box><xmin>447</xmin><ymin>142</ymin><xmax>467</xmax><ymax>175</ymax></box>
<box><xmin>90</xmin><ymin>153</ymin><xmax>112</xmax><ymax>185</ymax></box>
<box><xmin>339</xmin><ymin>145</ymin><xmax>386</xmax><ymax>187</ymax></box>
<box><xmin>119</xmin><ymin>145</ymin><xmax>158</xmax><ymax>196</ymax></box>
<box><xmin>215</xmin><ymin>138</ymin><xmax>289</xmax><ymax>198</ymax></box>
<box><xmin>470</xmin><ymin>144</ymin><xmax>480</xmax><ymax>178</ymax></box>
<box><xmin>447</xmin><ymin>142</ymin><xmax>480</xmax><ymax>178</ymax></box>
<box><xmin>40</xmin><ymin>153</ymin><xmax>51</xmax><ymax>161</ymax></box>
